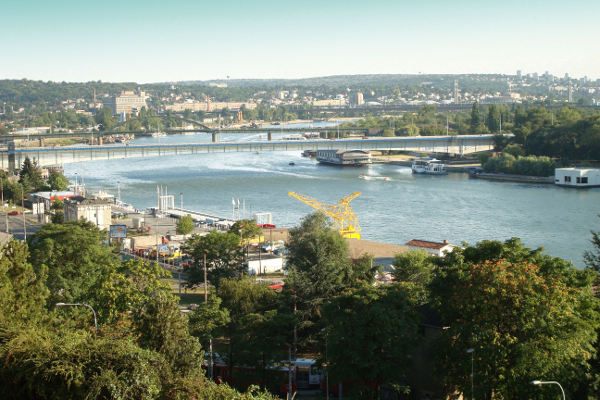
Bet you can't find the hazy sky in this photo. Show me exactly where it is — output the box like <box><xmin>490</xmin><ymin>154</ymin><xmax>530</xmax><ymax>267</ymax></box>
<box><xmin>2</xmin><ymin>0</ymin><xmax>599</xmax><ymax>83</ymax></box>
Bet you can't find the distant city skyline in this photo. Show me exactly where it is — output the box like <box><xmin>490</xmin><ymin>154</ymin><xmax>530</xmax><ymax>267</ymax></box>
<box><xmin>2</xmin><ymin>0</ymin><xmax>599</xmax><ymax>83</ymax></box>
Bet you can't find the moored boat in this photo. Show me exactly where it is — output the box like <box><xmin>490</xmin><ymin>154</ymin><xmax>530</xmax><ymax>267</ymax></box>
<box><xmin>412</xmin><ymin>158</ymin><xmax>448</xmax><ymax>175</ymax></box>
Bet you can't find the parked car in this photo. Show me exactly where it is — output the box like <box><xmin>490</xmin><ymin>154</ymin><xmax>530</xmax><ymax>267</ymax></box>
<box><xmin>9</xmin><ymin>211</ymin><xmax>20</xmax><ymax>215</ymax></box>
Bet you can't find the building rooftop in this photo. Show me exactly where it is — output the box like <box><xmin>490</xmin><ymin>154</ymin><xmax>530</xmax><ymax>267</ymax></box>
<box><xmin>66</xmin><ymin>196</ymin><xmax>111</xmax><ymax>205</ymax></box>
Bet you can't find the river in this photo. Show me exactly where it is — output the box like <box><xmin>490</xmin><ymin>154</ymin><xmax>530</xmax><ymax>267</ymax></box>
<box><xmin>64</xmin><ymin>121</ymin><xmax>600</xmax><ymax>268</ymax></box>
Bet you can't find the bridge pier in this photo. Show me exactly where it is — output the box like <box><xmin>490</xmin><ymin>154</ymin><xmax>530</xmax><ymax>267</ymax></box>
<box><xmin>8</xmin><ymin>142</ymin><xmax>15</xmax><ymax>173</ymax></box>
<box><xmin>212</xmin><ymin>132</ymin><xmax>218</xmax><ymax>143</ymax></box>
<box><xmin>99</xmin><ymin>137</ymin><xmax>103</xmax><ymax>145</ymax></box>
<box><xmin>268</xmin><ymin>132</ymin><xmax>273</xmax><ymax>141</ymax></box>
<box><xmin>39</xmin><ymin>138</ymin><xmax>44</xmax><ymax>147</ymax></box>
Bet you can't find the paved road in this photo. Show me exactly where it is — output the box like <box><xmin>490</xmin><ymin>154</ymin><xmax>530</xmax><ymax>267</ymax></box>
<box><xmin>0</xmin><ymin>210</ymin><xmax>44</xmax><ymax>241</ymax></box>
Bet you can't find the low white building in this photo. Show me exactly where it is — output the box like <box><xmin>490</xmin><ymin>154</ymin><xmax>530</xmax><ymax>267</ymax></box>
<box><xmin>555</xmin><ymin>168</ymin><xmax>600</xmax><ymax>188</ymax></box>
<box><xmin>405</xmin><ymin>239</ymin><xmax>457</xmax><ymax>257</ymax></box>
<box><xmin>63</xmin><ymin>196</ymin><xmax>112</xmax><ymax>230</ymax></box>
<box><xmin>247</xmin><ymin>254</ymin><xmax>283</xmax><ymax>275</ymax></box>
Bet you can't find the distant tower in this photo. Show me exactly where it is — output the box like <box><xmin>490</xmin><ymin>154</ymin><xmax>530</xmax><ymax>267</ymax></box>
<box><xmin>517</xmin><ymin>70</ymin><xmax>522</xmax><ymax>79</ymax></box>
<box><xmin>568</xmin><ymin>80</ymin><xmax>573</xmax><ymax>103</ymax></box>
<box><xmin>454</xmin><ymin>79</ymin><xmax>459</xmax><ymax>104</ymax></box>
<box><xmin>93</xmin><ymin>89</ymin><xmax>97</xmax><ymax>109</ymax></box>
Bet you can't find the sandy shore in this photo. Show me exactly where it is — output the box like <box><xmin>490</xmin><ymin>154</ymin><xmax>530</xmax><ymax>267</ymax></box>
<box><xmin>261</xmin><ymin>227</ymin><xmax>407</xmax><ymax>258</ymax></box>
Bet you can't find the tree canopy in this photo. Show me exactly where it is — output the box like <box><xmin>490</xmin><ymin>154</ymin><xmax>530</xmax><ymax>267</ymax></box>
<box><xmin>182</xmin><ymin>230</ymin><xmax>245</xmax><ymax>290</ymax></box>
<box><xmin>429</xmin><ymin>238</ymin><xmax>600</xmax><ymax>399</ymax></box>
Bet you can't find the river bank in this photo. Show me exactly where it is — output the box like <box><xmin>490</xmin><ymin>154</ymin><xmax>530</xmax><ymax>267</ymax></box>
<box><xmin>469</xmin><ymin>172</ymin><xmax>555</xmax><ymax>184</ymax></box>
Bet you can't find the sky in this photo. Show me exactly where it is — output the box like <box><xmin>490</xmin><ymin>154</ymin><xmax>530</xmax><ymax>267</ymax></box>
<box><xmin>2</xmin><ymin>0</ymin><xmax>599</xmax><ymax>83</ymax></box>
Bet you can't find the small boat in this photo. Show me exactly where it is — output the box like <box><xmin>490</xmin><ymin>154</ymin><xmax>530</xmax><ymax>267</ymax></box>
<box><xmin>412</xmin><ymin>158</ymin><xmax>448</xmax><ymax>175</ymax></box>
<box><xmin>289</xmin><ymin>161</ymin><xmax>296</xmax><ymax>166</ymax></box>
<box><xmin>256</xmin><ymin>151</ymin><xmax>260</xmax><ymax>154</ymax></box>
<box><xmin>359</xmin><ymin>174</ymin><xmax>390</xmax><ymax>181</ymax></box>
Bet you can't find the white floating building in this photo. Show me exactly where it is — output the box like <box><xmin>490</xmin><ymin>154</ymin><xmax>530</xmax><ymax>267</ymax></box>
<box><xmin>555</xmin><ymin>168</ymin><xmax>600</xmax><ymax>188</ymax></box>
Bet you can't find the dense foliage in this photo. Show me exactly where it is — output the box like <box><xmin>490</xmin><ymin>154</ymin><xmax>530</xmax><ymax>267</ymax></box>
<box><xmin>429</xmin><ymin>238</ymin><xmax>600</xmax><ymax>399</ymax></box>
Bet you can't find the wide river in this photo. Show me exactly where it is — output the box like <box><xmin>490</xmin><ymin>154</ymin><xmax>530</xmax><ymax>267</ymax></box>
<box><xmin>64</xmin><ymin>121</ymin><xmax>600</xmax><ymax>268</ymax></box>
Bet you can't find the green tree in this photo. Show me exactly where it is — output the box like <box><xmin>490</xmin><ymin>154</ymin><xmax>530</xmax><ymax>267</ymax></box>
<box><xmin>217</xmin><ymin>277</ymin><xmax>278</xmax><ymax>388</ymax></box>
<box><xmin>50</xmin><ymin>210</ymin><xmax>64</xmax><ymax>224</ymax></box>
<box><xmin>0</xmin><ymin>240</ymin><xmax>48</xmax><ymax>326</ymax></box>
<box><xmin>429</xmin><ymin>238</ymin><xmax>600</xmax><ymax>399</ymax></box>
<box><xmin>284</xmin><ymin>212</ymin><xmax>354</xmax><ymax>342</ymax></box>
<box><xmin>133</xmin><ymin>290</ymin><xmax>203</xmax><ymax>377</ymax></box>
<box><xmin>95</xmin><ymin>107</ymin><xmax>115</xmax><ymax>131</ymax></box>
<box><xmin>584</xmin><ymin>214</ymin><xmax>600</xmax><ymax>272</ymax></box>
<box><xmin>228</xmin><ymin>219</ymin><xmax>262</xmax><ymax>244</ymax></box>
<box><xmin>18</xmin><ymin>156</ymin><xmax>43</xmax><ymax>192</ymax></box>
<box><xmin>91</xmin><ymin>258</ymin><xmax>172</xmax><ymax>324</ymax></box>
<box><xmin>27</xmin><ymin>220</ymin><xmax>118</xmax><ymax>305</ymax></box>
<box><xmin>503</xmin><ymin>144</ymin><xmax>524</xmax><ymax>157</ymax></box>
<box><xmin>189</xmin><ymin>295</ymin><xmax>231</xmax><ymax>344</ymax></box>
<box><xmin>405</xmin><ymin>124</ymin><xmax>420</xmax><ymax>136</ymax></box>
<box><xmin>47</xmin><ymin>172</ymin><xmax>69</xmax><ymax>191</ymax></box>
<box><xmin>321</xmin><ymin>284</ymin><xmax>421</xmax><ymax>399</ymax></box>
<box><xmin>0</xmin><ymin>324</ymin><xmax>166</xmax><ymax>400</ymax></box>
<box><xmin>176</xmin><ymin>215</ymin><xmax>194</xmax><ymax>235</ymax></box>
<box><xmin>182</xmin><ymin>230</ymin><xmax>245</xmax><ymax>291</ymax></box>
<box><xmin>488</xmin><ymin>104</ymin><xmax>501</xmax><ymax>133</ymax></box>
<box><xmin>470</xmin><ymin>101</ymin><xmax>480</xmax><ymax>134</ymax></box>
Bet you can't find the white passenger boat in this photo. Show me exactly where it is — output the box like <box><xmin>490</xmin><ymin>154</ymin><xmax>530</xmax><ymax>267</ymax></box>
<box><xmin>412</xmin><ymin>158</ymin><xmax>448</xmax><ymax>175</ymax></box>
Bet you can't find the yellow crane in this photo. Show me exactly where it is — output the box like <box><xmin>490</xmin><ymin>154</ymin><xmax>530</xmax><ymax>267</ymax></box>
<box><xmin>288</xmin><ymin>192</ymin><xmax>362</xmax><ymax>239</ymax></box>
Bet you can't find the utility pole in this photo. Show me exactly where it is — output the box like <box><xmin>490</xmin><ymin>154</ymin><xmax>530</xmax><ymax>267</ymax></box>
<box><xmin>21</xmin><ymin>186</ymin><xmax>26</xmax><ymax>240</ymax></box>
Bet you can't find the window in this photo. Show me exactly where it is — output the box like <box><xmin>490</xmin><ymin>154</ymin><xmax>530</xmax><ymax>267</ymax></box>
<box><xmin>564</xmin><ymin>176</ymin><xmax>571</xmax><ymax>183</ymax></box>
<box><xmin>582</xmin><ymin>177</ymin><xmax>588</xmax><ymax>184</ymax></box>
<box><xmin>576</xmin><ymin>177</ymin><xmax>581</xmax><ymax>183</ymax></box>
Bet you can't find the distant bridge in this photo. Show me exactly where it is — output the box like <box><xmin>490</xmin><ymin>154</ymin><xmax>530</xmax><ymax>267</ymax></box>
<box><xmin>0</xmin><ymin>126</ymin><xmax>372</xmax><ymax>143</ymax></box>
<box><xmin>1</xmin><ymin>134</ymin><xmax>501</xmax><ymax>170</ymax></box>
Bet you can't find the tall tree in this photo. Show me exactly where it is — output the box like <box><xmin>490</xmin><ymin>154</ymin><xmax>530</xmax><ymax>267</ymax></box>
<box><xmin>47</xmin><ymin>172</ymin><xmax>69</xmax><ymax>191</ymax></box>
<box><xmin>182</xmin><ymin>230</ymin><xmax>245</xmax><ymax>291</ymax></box>
<box><xmin>584</xmin><ymin>214</ymin><xmax>600</xmax><ymax>272</ymax></box>
<box><xmin>18</xmin><ymin>156</ymin><xmax>43</xmax><ymax>193</ymax></box>
<box><xmin>487</xmin><ymin>104</ymin><xmax>501</xmax><ymax>133</ymax></box>
<box><xmin>284</xmin><ymin>212</ymin><xmax>355</xmax><ymax>343</ymax></box>
<box><xmin>27</xmin><ymin>220</ymin><xmax>118</xmax><ymax>305</ymax></box>
<box><xmin>133</xmin><ymin>290</ymin><xmax>203</xmax><ymax>377</ymax></box>
<box><xmin>176</xmin><ymin>215</ymin><xmax>194</xmax><ymax>235</ymax></box>
<box><xmin>429</xmin><ymin>238</ymin><xmax>600</xmax><ymax>400</ymax></box>
<box><xmin>321</xmin><ymin>284</ymin><xmax>421</xmax><ymax>400</ymax></box>
<box><xmin>0</xmin><ymin>240</ymin><xmax>48</xmax><ymax>326</ymax></box>
<box><xmin>470</xmin><ymin>101</ymin><xmax>480</xmax><ymax>133</ymax></box>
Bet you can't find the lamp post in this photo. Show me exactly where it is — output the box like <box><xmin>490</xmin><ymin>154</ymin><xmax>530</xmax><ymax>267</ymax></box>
<box><xmin>530</xmin><ymin>380</ymin><xmax>565</xmax><ymax>400</ymax></box>
<box><xmin>321</xmin><ymin>328</ymin><xmax>329</xmax><ymax>400</ymax></box>
<box><xmin>55</xmin><ymin>302</ymin><xmax>98</xmax><ymax>337</ymax></box>
<box><xmin>467</xmin><ymin>348</ymin><xmax>474</xmax><ymax>400</ymax></box>
<box><xmin>180</xmin><ymin>192</ymin><xmax>183</xmax><ymax>210</ymax></box>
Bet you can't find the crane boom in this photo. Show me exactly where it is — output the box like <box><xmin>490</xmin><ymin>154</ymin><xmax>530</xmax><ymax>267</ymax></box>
<box><xmin>288</xmin><ymin>191</ymin><xmax>362</xmax><ymax>239</ymax></box>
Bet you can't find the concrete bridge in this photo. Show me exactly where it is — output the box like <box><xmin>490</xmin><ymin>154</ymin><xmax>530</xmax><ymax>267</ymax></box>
<box><xmin>1</xmin><ymin>134</ymin><xmax>501</xmax><ymax>170</ymax></box>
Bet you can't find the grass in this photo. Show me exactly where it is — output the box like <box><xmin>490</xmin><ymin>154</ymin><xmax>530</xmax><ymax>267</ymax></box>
<box><xmin>162</xmin><ymin>277</ymin><xmax>213</xmax><ymax>307</ymax></box>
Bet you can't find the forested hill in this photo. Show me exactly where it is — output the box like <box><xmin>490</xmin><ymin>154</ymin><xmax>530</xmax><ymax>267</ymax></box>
<box><xmin>168</xmin><ymin>73</ymin><xmax>511</xmax><ymax>88</ymax></box>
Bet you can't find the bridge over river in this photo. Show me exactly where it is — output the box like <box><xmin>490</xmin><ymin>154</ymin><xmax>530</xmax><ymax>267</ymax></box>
<box><xmin>1</xmin><ymin>134</ymin><xmax>500</xmax><ymax>170</ymax></box>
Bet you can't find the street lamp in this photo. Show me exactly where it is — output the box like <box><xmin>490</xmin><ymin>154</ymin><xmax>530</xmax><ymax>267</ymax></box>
<box><xmin>180</xmin><ymin>192</ymin><xmax>183</xmax><ymax>210</ymax></box>
<box><xmin>55</xmin><ymin>302</ymin><xmax>98</xmax><ymax>337</ymax></box>
<box><xmin>321</xmin><ymin>328</ymin><xmax>329</xmax><ymax>400</ymax></box>
<box><xmin>467</xmin><ymin>348</ymin><xmax>474</xmax><ymax>400</ymax></box>
<box><xmin>530</xmin><ymin>380</ymin><xmax>565</xmax><ymax>400</ymax></box>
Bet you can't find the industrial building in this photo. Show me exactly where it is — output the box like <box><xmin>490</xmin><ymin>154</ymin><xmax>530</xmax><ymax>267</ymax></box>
<box><xmin>103</xmin><ymin>89</ymin><xmax>148</xmax><ymax>115</ymax></box>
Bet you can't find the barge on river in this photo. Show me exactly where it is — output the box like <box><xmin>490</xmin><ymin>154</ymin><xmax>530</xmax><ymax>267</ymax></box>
<box><xmin>316</xmin><ymin>149</ymin><xmax>372</xmax><ymax>166</ymax></box>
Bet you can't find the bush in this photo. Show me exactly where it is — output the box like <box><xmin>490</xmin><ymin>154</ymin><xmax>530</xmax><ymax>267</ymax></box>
<box><xmin>483</xmin><ymin>154</ymin><xmax>555</xmax><ymax>176</ymax></box>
